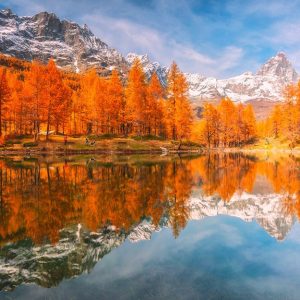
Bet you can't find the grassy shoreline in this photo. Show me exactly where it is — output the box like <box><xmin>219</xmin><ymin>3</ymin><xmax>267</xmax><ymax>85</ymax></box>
<box><xmin>0</xmin><ymin>135</ymin><xmax>202</xmax><ymax>155</ymax></box>
<box><xmin>0</xmin><ymin>135</ymin><xmax>299</xmax><ymax>156</ymax></box>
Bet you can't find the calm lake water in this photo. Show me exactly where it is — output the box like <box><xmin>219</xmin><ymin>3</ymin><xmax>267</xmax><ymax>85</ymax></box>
<box><xmin>0</xmin><ymin>153</ymin><xmax>300</xmax><ymax>299</ymax></box>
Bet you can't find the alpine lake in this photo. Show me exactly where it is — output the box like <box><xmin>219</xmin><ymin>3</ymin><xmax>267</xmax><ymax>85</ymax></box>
<box><xmin>0</xmin><ymin>152</ymin><xmax>300</xmax><ymax>300</ymax></box>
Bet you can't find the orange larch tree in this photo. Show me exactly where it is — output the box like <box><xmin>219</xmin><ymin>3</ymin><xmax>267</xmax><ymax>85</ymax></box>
<box><xmin>45</xmin><ymin>60</ymin><xmax>72</xmax><ymax>139</ymax></box>
<box><xmin>198</xmin><ymin>102</ymin><xmax>220</xmax><ymax>148</ymax></box>
<box><xmin>25</xmin><ymin>61</ymin><xmax>48</xmax><ymax>140</ymax></box>
<box><xmin>146</xmin><ymin>72</ymin><xmax>165</xmax><ymax>136</ymax></box>
<box><xmin>217</xmin><ymin>98</ymin><xmax>237</xmax><ymax>147</ymax></box>
<box><xmin>166</xmin><ymin>62</ymin><xmax>193</xmax><ymax>140</ymax></box>
<box><xmin>107</xmin><ymin>70</ymin><xmax>124</xmax><ymax>134</ymax></box>
<box><xmin>125</xmin><ymin>59</ymin><xmax>147</xmax><ymax>135</ymax></box>
<box><xmin>270</xmin><ymin>104</ymin><xmax>282</xmax><ymax>138</ymax></box>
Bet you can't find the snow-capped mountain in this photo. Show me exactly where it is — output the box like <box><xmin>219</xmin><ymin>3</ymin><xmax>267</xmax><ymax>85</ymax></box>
<box><xmin>0</xmin><ymin>8</ymin><xmax>127</xmax><ymax>73</ymax></box>
<box><xmin>257</xmin><ymin>52</ymin><xmax>298</xmax><ymax>81</ymax></box>
<box><xmin>186</xmin><ymin>52</ymin><xmax>299</xmax><ymax>104</ymax></box>
<box><xmin>0</xmin><ymin>8</ymin><xmax>298</xmax><ymax>114</ymax></box>
<box><xmin>126</xmin><ymin>52</ymin><xmax>168</xmax><ymax>85</ymax></box>
<box><xmin>126</xmin><ymin>51</ymin><xmax>298</xmax><ymax>114</ymax></box>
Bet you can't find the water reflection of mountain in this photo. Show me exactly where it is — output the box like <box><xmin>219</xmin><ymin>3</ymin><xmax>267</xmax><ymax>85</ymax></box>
<box><xmin>0</xmin><ymin>225</ymin><xmax>127</xmax><ymax>291</ymax></box>
<box><xmin>189</xmin><ymin>192</ymin><xmax>295</xmax><ymax>240</ymax></box>
<box><xmin>0</xmin><ymin>154</ymin><xmax>299</xmax><ymax>291</ymax></box>
<box><xmin>0</xmin><ymin>191</ymin><xmax>295</xmax><ymax>292</ymax></box>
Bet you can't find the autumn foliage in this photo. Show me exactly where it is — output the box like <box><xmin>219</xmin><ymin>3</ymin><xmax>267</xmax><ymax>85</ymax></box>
<box><xmin>258</xmin><ymin>82</ymin><xmax>300</xmax><ymax>147</ymax></box>
<box><xmin>193</xmin><ymin>98</ymin><xmax>257</xmax><ymax>148</ymax></box>
<box><xmin>0</xmin><ymin>55</ymin><xmax>193</xmax><ymax>140</ymax></box>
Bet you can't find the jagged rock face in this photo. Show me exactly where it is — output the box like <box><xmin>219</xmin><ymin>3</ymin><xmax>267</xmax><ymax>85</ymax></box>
<box><xmin>257</xmin><ymin>52</ymin><xmax>298</xmax><ymax>82</ymax></box>
<box><xmin>185</xmin><ymin>52</ymin><xmax>299</xmax><ymax>104</ymax></box>
<box><xmin>186</xmin><ymin>74</ymin><xmax>223</xmax><ymax>101</ymax></box>
<box><xmin>0</xmin><ymin>9</ymin><xmax>127</xmax><ymax>73</ymax></box>
<box><xmin>126</xmin><ymin>52</ymin><xmax>168</xmax><ymax>86</ymax></box>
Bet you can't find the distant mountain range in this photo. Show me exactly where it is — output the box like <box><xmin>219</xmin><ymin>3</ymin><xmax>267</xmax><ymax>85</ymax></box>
<box><xmin>0</xmin><ymin>8</ymin><xmax>298</xmax><ymax>117</ymax></box>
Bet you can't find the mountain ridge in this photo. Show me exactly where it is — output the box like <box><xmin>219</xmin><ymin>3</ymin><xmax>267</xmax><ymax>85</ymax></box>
<box><xmin>0</xmin><ymin>8</ymin><xmax>298</xmax><ymax>117</ymax></box>
<box><xmin>0</xmin><ymin>8</ymin><xmax>127</xmax><ymax>74</ymax></box>
<box><xmin>126</xmin><ymin>51</ymin><xmax>298</xmax><ymax>104</ymax></box>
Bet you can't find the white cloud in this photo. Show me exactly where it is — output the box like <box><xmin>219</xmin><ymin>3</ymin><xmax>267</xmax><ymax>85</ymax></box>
<box><xmin>226</xmin><ymin>0</ymin><xmax>299</xmax><ymax>17</ymax></box>
<box><xmin>3</xmin><ymin>0</ymin><xmax>48</xmax><ymax>15</ymax></box>
<box><xmin>218</xmin><ymin>46</ymin><xmax>244</xmax><ymax>72</ymax></box>
<box><xmin>81</xmin><ymin>12</ymin><xmax>245</xmax><ymax>78</ymax></box>
<box><xmin>268</xmin><ymin>21</ymin><xmax>300</xmax><ymax>46</ymax></box>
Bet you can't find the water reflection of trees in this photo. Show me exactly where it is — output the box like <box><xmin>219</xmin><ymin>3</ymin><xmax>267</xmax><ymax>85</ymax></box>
<box><xmin>0</xmin><ymin>154</ymin><xmax>299</xmax><ymax>245</ymax></box>
<box><xmin>191</xmin><ymin>153</ymin><xmax>300</xmax><ymax>219</ymax></box>
<box><xmin>0</xmin><ymin>158</ymin><xmax>194</xmax><ymax>245</ymax></box>
<box><xmin>191</xmin><ymin>153</ymin><xmax>257</xmax><ymax>201</ymax></box>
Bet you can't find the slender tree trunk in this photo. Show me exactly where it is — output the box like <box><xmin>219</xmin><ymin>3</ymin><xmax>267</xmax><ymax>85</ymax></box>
<box><xmin>46</xmin><ymin>110</ymin><xmax>51</xmax><ymax>141</ymax></box>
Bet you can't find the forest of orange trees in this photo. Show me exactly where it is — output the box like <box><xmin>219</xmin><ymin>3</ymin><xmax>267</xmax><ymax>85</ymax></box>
<box><xmin>0</xmin><ymin>54</ymin><xmax>300</xmax><ymax>147</ymax></box>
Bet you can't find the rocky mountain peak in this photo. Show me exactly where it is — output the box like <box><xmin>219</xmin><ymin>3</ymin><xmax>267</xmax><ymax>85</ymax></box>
<box><xmin>31</xmin><ymin>11</ymin><xmax>63</xmax><ymax>39</ymax></box>
<box><xmin>256</xmin><ymin>51</ymin><xmax>298</xmax><ymax>82</ymax></box>
<box><xmin>0</xmin><ymin>8</ymin><xmax>14</xmax><ymax>17</ymax></box>
<box><xmin>126</xmin><ymin>52</ymin><xmax>150</xmax><ymax>65</ymax></box>
<box><xmin>0</xmin><ymin>9</ymin><xmax>127</xmax><ymax>73</ymax></box>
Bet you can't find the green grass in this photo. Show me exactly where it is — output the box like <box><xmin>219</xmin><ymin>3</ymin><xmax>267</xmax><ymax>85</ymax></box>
<box><xmin>23</xmin><ymin>142</ymin><xmax>38</xmax><ymax>147</ymax></box>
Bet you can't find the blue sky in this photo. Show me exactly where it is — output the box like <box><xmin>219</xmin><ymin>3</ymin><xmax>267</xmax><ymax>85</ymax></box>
<box><xmin>1</xmin><ymin>0</ymin><xmax>300</xmax><ymax>78</ymax></box>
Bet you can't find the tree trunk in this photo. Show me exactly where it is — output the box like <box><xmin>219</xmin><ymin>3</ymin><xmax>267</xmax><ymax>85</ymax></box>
<box><xmin>46</xmin><ymin>111</ymin><xmax>51</xmax><ymax>141</ymax></box>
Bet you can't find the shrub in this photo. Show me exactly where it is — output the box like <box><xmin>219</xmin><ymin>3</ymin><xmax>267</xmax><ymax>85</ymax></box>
<box><xmin>4</xmin><ymin>140</ymin><xmax>22</xmax><ymax>145</ymax></box>
<box><xmin>5</xmin><ymin>134</ymin><xmax>33</xmax><ymax>140</ymax></box>
<box><xmin>23</xmin><ymin>142</ymin><xmax>38</xmax><ymax>147</ymax></box>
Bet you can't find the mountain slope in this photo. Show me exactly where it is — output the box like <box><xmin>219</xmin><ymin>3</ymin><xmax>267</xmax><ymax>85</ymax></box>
<box><xmin>186</xmin><ymin>52</ymin><xmax>299</xmax><ymax>104</ymax></box>
<box><xmin>126</xmin><ymin>51</ymin><xmax>298</xmax><ymax>119</ymax></box>
<box><xmin>126</xmin><ymin>52</ymin><xmax>168</xmax><ymax>85</ymax></box>
<box><xmin>0</xmin><ymin>8</ymin><xmax>127</xmax><ymax>74</ymax></box>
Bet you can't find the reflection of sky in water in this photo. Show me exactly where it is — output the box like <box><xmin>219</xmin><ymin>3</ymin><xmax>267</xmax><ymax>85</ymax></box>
<box><xmin>6</xmin><ymin>216</ymin><xmax>300</xmax><ymax>300</ymax></box>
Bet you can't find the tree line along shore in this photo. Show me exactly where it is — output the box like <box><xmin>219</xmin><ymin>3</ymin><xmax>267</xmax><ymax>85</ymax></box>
<box><xmin>0</xmin><ymin>54</ymin><xmax>299</xmax><ymax>153</ymax></box>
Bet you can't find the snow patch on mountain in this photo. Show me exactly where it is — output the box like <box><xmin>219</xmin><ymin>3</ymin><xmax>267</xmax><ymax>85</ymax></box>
<box><xmin>126</xmin><ymin>52</ymin><xmax>168</xmax><ymax>85</ymax></box>
<box><xmin>128</xmin><ymin>220</ymin><xmax>161</xmax><ymax>243</ymax></box>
